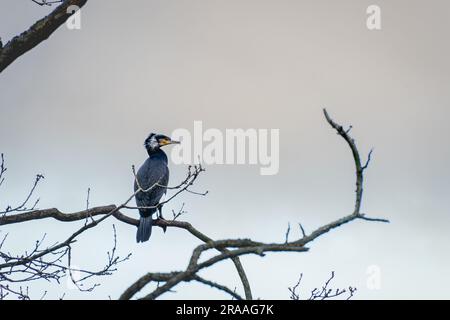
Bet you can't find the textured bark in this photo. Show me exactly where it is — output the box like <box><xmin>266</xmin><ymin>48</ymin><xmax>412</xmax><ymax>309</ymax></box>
<box><xmin>0</xmin><ymin>0</ymin><xmax>88</xmax><ymax>73</ymax></box>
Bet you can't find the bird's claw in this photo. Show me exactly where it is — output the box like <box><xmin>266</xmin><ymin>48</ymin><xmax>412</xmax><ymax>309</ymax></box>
<box><xmin>157</xmin><ymin>217</ymin><xmax>168</xmax><ymax>233</ymax></box>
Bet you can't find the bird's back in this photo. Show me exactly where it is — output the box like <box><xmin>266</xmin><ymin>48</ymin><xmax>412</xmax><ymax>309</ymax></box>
<box><xmin>134</xmin><ymin>150</ymin><xmax>169</xmax><ymax>217</ymax></box>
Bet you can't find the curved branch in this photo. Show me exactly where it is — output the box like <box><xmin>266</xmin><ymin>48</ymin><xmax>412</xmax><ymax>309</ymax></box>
<box><xmin>321</xmin><ymin>108</ymin><xmax>388</xmax><ymax>222</ymax></box>
<box><xmin>1</xmin><ymin>110</ymin><xmax>388</xmax><ymax>300</ymax></box>
<box><xmin>132</xmin><ymin>242</ymin><xmax>308</xmax><ymax>300</ymax></box>
<box><xmin>285</xmin><ymin>109</ymin><xmax>389</xmax><ymax>247</ymax></box>
<box><xmin>323</xmin><ymin>108</ymin><xmax>365</xmax><ymax>214</ymax></box>
<box><xmin>192</xmin><ymin>275</ymin><xmax>243</xmax><ymax>300</ymax></box>
<box><xmin>121</xmin><ymin>109</ymin><xmax>389</xmax><ymax>300</ymax></box>
<box><xmin>119</xmin><ymin>271</ymin><xmax>244</xmax><ymax>300</ymax></box>
<box><xmin>0</xmin><ymin>204</ymin><xmax>253</xmax><ymax>299</ymax></box>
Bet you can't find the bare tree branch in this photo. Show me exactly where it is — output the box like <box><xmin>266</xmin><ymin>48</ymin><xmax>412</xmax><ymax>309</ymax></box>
<box><xmin>323</xmin><ymin>108</ymin><xmax>368</xmax><ymax>216</ymax></box>
<box><xmin>1</xmin><ymin>174</ymin><xmax>44</xmax><ymax>215</ymax></box>
<box><xmin>117</xmin><ymin>109</ymin><xmax>388</xmax><ymax>300</ymax></box>
<box><xmin>289</xmin><ymin>271</ymin><xmax>357</xmax><ymax>300</ymax></box>
<box><xmin>0</xmin><ymin>0</ymin><xmax>88</xmax><ymax>74</ymax></box>
<box><xmin>0</xmin><ymin>154</ymin><xmax>6</xmax><ymax>187</ymax></box>
<box><xmin>0</xmin><ymin>110</ymin><xmax>388</xmax><ymax>300</ymax></box>
<box><xmin>31</xmin><ymin>0</ymin><xmax>64</xmax><ymax>6</ymax></box>
<box><xmin>0</xmin><ymin>163</ymin><xmax>254</xmax><ymax>300</ymax></box>
<box><xmin>192</xmin><ymin>275</ymin><xmax>243</xmax><ymax>300</ymax></box>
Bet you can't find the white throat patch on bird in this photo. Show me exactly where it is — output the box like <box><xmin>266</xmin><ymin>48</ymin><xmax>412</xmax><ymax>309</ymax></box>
<box><xmin>144</xmin><ymin>133</ymin><xmax>180</xmax><ymax>151</ymax></box>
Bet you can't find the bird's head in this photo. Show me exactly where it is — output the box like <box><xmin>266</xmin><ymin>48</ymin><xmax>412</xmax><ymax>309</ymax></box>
<box><xmin>144</xmin><ymin>133</ymin><xmax>180</xmax><ymax>153</ymax></box>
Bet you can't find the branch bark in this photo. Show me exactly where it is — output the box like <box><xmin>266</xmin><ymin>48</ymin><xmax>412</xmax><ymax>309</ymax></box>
<box><xmin>0</xmin><ymin>0</ymin><xmax>88</xmax><ymax>74</ymax></box>
<box><xmin>0</xmin><ymin>206</ymin><xmax>253</xmax><ymax>298</ymax></box>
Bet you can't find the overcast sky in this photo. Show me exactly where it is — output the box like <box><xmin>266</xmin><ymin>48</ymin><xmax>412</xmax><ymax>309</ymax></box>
<box><xmin>1</xmin><ymin>0</ymin><xmax>449</xmax><ymax>299</ymax></box>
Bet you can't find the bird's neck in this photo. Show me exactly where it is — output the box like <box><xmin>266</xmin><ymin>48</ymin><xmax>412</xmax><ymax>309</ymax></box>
<box><xmin>147</xmin><ymin>148</ymin><xmax>167</xmax><ymax>161</ymax></box>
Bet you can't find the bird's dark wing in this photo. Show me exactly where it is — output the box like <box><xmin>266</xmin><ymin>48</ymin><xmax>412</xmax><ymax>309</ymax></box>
<box><xmin>134</xmin><ymin>157</ymin><xmax>169</xmax><ymax>217</ymax></box>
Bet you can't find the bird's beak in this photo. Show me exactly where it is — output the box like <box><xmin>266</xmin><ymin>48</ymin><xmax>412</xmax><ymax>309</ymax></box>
<box><xmin>160</xmin><ymin>138</ymin><xmax>180</xmax><ymax>146</ymax></box>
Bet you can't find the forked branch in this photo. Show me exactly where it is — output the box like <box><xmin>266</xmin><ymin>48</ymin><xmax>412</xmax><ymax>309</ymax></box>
<box><xmin>0</xmin><ymin>110</ymin><xmax>388</xmax><ymax>300</ymax></box>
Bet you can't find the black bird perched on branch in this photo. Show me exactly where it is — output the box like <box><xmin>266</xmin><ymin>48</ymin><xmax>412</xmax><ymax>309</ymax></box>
<box><xmin>134</xmin><ymin>133</ymin><xmax>179</xmax><ymax>243</ymax></box>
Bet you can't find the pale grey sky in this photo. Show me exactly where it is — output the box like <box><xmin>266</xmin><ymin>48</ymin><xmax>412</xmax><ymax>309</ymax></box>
<box><xmin>1</xmin><ymin>0</ymin><xmax>449</xmax><ymax>299</ymax></box>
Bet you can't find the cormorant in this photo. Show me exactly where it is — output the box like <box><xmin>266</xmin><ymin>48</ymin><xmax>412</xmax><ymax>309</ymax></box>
<box><xmin>134</xmin><ymin>133</ymin><xmax>179</xmax><ymax>243</ymax></box>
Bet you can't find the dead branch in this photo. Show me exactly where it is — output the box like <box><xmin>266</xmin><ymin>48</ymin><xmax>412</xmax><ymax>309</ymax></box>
<box><xmin>0</xmin><ymin>163</ymin><xmax>253</xmax><ymax>300</ymax></box>
<box><xmin>0</xmin><ymin>0</ymin><xmax>88</xmax><ymax>74</ymax></box>
<box><xmin>0</xmin><ymin>110</ymin><xmax>388</xmax><ymax>300</ymax></box>
<box><xmin>117</xmin><ymin>109</ymin><xmax>388</xmax><ymax>300</ymax></box>
<box><xmin>289</xmin><ymin>271</ymin><xmax>357</xmax><ymax>300</ymax></box>
<box><xmin>31</xmin><ymin>0</ymin><xmax>64</xmax><ymax>6</ymax></box>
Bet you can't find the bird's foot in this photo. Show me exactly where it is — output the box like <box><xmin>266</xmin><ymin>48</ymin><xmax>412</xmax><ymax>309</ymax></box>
<box><xmin>157</xmin><ymin>217</ymin><xmax>168</xmax><ymax>233</ymax></box>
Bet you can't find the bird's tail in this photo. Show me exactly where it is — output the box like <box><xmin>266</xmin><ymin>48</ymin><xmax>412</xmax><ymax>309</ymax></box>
<box><xmin>136</xmin><ymin>216</ymin><xmax>153</xmax><ymax>243</ymax></box>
